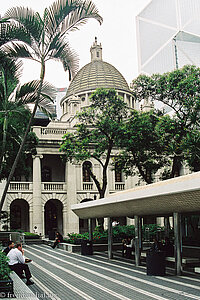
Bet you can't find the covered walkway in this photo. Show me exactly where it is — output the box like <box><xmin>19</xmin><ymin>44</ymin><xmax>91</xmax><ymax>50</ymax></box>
<box><xmin>71</xmin><ymin>172</ymin><xmax>200</xmax><ymax>275</ymax></box>
<box><xmin>13</xmin><ymin>244</ymin><xmax>200</xmax><ymax>299</ymax></box>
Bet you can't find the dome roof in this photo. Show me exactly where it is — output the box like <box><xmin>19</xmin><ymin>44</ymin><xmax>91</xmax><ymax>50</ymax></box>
<box><xmin>66</xmin><ymin>56</ymin><xmax>131</xmax><ymax>98</ymax></box>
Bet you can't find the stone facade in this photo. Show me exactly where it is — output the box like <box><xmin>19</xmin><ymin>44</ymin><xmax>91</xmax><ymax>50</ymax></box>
<box><xmin>2</xmin><ymin>39</ymin><xmax>142</xmax><ymax>237</ymax></box>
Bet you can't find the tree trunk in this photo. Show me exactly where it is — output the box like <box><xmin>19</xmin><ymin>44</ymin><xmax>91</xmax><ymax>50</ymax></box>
<box><xmin>0</xmin><ymin>76</ymin><xmax>44</xmax><ymax>212</ymax></box>
<box><xmin>170</xmin><ymin>155</ymin><xmax>182</xmax><ymax>178</ymax></box>
<box><xmin>0</xmin><ymin>115</ymin><xmax>8</xmax><ymax>176</ymax></box>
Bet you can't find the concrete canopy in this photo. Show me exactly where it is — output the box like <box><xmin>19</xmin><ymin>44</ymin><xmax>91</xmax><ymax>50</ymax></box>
<box><xmin>71</xmin><ymin>172</ymin><xmax>200</xmax><ymax>219</ymax></box>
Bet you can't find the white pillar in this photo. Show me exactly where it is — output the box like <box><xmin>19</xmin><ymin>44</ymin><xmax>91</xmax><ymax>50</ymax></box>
<box><xmin>32</xmin><ymin>155</ymin><xmax>43</xmax><ymax>235</ymax></box>
<box><xmin>65</xmin><ymin>162</ymin><xmax>79</xmax><ymax>233</ymax></box>
<box><xmin>63</xmin><ymin>206</ymin><xmax>68</xmax><ymax>236</ymax></box>
<box><xmin>29</xmin><ymin>206</ymin><xmax>33</xmax><ymax>233</ymax></box>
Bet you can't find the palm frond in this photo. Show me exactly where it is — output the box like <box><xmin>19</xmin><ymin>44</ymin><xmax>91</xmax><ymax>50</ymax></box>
<box><xmin>46</xmin><ymin>0</ymin><xmax>102</xmax><ymax>36</ymax></box>
<box><xmin>61</xmin><ymin>0</ymin><xmax>103</xmax><ymax>34</ymax></box>
<box><xmin>13</xmin><ymin>80</ymin><xmax>57</xmax><ymax>115</ymax></box>
<box><xmin>1</xmin><ymin>43</ymin><xmax>34</xmax><ymax>60</ymax></box>
<box><xmin>0</xmin><ymin>22</ymin><xmax>32</xmax><ymax>47</ymax></box>
<box><xmin>47</xmin><ymin>36</ymin><xmax>79</xmax><ymax>79</ymax></box>
<box><xmin>3</xmin><ymin>7</ymin><xmax>43</xmax><ymax>44</ymax></box>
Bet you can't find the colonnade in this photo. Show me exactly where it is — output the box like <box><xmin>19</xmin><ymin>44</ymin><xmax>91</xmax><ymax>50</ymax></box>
<box><xmin>87</xmin><ymin>213</ymin><xmax>182</xmax><ymax>275</ymax></box>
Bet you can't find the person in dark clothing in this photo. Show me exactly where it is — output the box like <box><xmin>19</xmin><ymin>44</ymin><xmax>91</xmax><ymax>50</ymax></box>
<box><xmin>163</xmin><ymin>237</ymin><xmax>174</xmax><ymax>257</ymax></box>
<box><xmin>51</xmin><ymin>232</ymin><xmax>63</xmax><ymax>249</ymax></box>
<box><xmin>3</xmin><ymin>241</ymin><xmax>15</xmax><ymax>255</ymax></box>
<box><xmin>122</xmin><ymin>237</ymin><xmax>135</xmax><ymax>258</ymax></box>
<box><xmin>150</xmin><ymin>237</ymin><xmax>163</xmax><ymax>253</ymax></box>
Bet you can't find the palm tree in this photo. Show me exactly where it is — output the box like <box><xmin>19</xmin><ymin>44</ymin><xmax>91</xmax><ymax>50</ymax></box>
<box><xmin>0</xmin><ymin>0</ymin><xmax>102</xmax><ymax>210</ymax></box>
<box><xmin>0</xmin><ymin>52</ymin><xmax>56</xmax><ymax>179</ymax></box>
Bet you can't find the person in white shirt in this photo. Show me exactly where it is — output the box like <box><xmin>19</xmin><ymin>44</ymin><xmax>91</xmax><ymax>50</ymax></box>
<box><xmin>7</xmin><ymin>243</ymin><xmax>34</xmax><ymax>286</ymax></box>
<box><xmin>112</xmin><ymin>220</ymin><xmax>119</xmax><ymax>227</ymax></box>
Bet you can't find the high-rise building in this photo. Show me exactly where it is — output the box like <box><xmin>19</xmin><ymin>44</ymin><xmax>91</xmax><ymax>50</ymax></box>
<box><xmin>136</xmin><ymin>0</ymin><xmax>200</xmax><ymax>74</ymax></box>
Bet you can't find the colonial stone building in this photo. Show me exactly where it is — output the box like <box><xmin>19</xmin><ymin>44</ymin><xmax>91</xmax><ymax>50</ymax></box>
<box><xmin>3</xmin><ymin>39</ymin><xmax>140</xmax><ymax>237</ymax></box>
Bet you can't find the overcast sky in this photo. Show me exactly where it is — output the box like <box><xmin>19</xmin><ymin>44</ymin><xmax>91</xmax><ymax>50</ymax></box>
<box><xmin>1</xmin><ymin>0</ymin><xmax>151</xmax><ymax>88</ymax></box>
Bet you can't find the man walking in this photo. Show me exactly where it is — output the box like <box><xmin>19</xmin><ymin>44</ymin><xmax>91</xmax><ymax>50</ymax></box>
<box><xmin>7</xmin><ymin>243</ymin><xmax>34</xmax><ymax>285</ymax></box>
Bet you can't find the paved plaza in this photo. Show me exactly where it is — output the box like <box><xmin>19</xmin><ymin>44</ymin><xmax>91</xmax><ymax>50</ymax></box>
<box><xmin>17</xmin><ymin>244</ymin><xmax>200</xmax><ymax>300</ymax></box>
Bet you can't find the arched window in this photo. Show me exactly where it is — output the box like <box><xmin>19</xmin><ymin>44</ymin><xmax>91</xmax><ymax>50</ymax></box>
<box><xmin>83</xmin><ymin>161</ymin><xmax>92</xmax><ymax>182</ymax></box>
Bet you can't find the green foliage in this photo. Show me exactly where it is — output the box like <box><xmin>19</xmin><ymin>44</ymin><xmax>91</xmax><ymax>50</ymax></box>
<box><xmin>0</xmin><ymin>110</ymin><xmax>39</xmax><ymax>181</ymax></box>
<box><xmin>65</xmin><ymin>224</ymin><xmax>170</xmax><ymax>244</ymax></box>
<box><xmin>115</xmin><ymin>110</ymin><xmax>169</xmax><ymax>184</ymax></box>
<box><xmin>0</xmin><ymin>250</ymin><xmax>11</xmax><ymax>280</ymax></box>
<box><xmin>23</xmin><ymin>232</ymin><xmax>40</xmax><ymax>239</ymax></box>
<box><xmin>60</xmin><ymin>88</ymin><xmax>129</xmax><ymax>200</ymax></box>
<box><xmin>184</xmin><ymin>130</ymin><xmax>200</xmax><ymax>172</ymax></box>
<box><xmin>0</xmin><ymin>211</ymin><xmax>9</xmax><ymax>231</ymax></box>
<box><xmin>66</xmin><ymin>229</ymin><xmax>108</xmax><ymax>244</ymax></box>
<box><xmin>131</xmin><ymin>65</ymin><xmax>200</xmax><ymax>176</ymax></box>
<box><xmin>0</xmin><ymin>0</ymin><xmax>102</xmax><ymax>211</ymax></box>
<box><xmin>112</xmin><ymin>225</ymin><xmax>135</xmax><ymax>240</ymax></box>
<box><xmin>66</xmin><ymin>232</ymin><xmax>89</xmax><ymax>244</ymax></box>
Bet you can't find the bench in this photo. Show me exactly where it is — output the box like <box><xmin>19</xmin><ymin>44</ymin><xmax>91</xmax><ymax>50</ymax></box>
<box><xmin>194</xmin><ymin>267</ymin><xmax>200</xmax><ymax>273</ymax></box>
<box><xmin>121</xmin><ymin>250</ymin><xmax>200</xmax><ymax>266</ymax></box>
<box><xmin>43</xmin><ymin>239</ymin><xmax>122</xmax><ymax>253</ymax></box>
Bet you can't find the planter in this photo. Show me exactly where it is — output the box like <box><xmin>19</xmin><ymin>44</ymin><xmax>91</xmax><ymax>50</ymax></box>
<box><xmin>0</xmin><ymin>276</ymin><xmax>14</xmax><ymax>297</ymax></box>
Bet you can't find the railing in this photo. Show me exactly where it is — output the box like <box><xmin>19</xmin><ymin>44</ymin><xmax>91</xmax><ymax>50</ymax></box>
<box><xmin>9</xmin><ymin>182</ymin><xmax>32</xmax><ymax>191</ymax></box>
<box><xmin>8</xmin><ymin>182</ymin><xmax>65</xmax><ymax>192</ymax></box>
<box><xmin>41</xmin><ymin>128</ymin><xmax>68</xmax><ymax>136</ymax></box>
<box><xmin>115</xmin><ymin>182</ymin><xmax>125</xmax><ymax>190</ymax></box>
<box><xmin>83</xmin><ymin>183</ymin><xmax>93</xmax><ymax>190</ymax></box>
<box><xmin>43</xmin><ymin>183</ymin><xmax>64</xmax><ymax>191</ymax></box>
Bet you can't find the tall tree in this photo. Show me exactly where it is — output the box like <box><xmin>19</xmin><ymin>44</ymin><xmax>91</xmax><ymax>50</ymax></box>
<box><xmin>60</xmin><ymin>88</ymin><xmax>128</xmax><ymax>228</ymax></box>
<box><xmin>0</xmin><ymin>53</ymin><xmax>56</xmax><ymax>179</ymax></box>
<box><xmin>115</xmin><ymin>110</ymin><xmax>169</xmax><ymax>184</ymax></box>
<box><xmin>0</xmin><ymin>0</ymin><xmax>102</xmax><ymax>211</ymax></box>
<box><xmin>131</xmin><ymin>65</ymin><xmax>200</xmax><ymax>177</ymax></box>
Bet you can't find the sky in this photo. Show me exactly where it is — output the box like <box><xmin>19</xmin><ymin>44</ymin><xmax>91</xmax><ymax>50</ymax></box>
<box><xmin>0</xmin><ymin>0</ymin><xmax>151</xmax><ymax>88</ymax></box>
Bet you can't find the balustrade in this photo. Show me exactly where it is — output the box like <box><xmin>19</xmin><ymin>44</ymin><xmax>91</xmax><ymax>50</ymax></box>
<box><xmin>9</xmin><ymin>182</ymin><xmax>31</xmax><ymax>191</ymax></box>
<box><xmin>41</xmin><ymin>128</ymin><xmax>68</xmax><ymax>135</ymax></box>
<box><xmin>83</xmin><ymin>183</ymin><xmax>93</xmax><ymax>190</ymax></box>
<box><xmin>43</xmin><ymin>183</ymin><xmax>64</xmax><ymax>191</ymax></box>
<box><xmin>115</xmin><ymin>182</ymin><xmax>125</xmax><ymax>190</ymax></box>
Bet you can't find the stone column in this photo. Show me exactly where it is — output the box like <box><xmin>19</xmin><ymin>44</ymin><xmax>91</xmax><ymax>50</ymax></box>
<box><xmin>108</xmin><ymin>217</ymin><xmax>113</xmax><ymax>259</ymax></box>
<box><xmin>65</xmin><ymin>162</ymin><xmax>79</xmax><ymax>233</ymax></box>
<box><xmin>173</xmin><ymin>212</ymin><xmax>182</xmax><ymax>275</ymax></box>
<box><xmin>62</xmin><ymin>205</ymin><xmax>68</xmax><ymax>237</ymax></box>
<box><xmin>32</xmin><ymin>155</ymin><xmax>43</xmax><ymax>235</ymax></box>
<box><xmin>29</xmin><ymin>205</ymin><xmax>33</xmax><ymax>233</ymax></box>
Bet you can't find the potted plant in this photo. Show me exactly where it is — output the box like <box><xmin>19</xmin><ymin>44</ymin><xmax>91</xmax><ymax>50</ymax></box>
<box><xmin>0</xmin><ymin>250</ymin><xmax>13</xmax><ymax>297</ymax></box>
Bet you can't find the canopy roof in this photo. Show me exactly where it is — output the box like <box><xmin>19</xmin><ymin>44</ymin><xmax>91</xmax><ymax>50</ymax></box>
<box><xmin>71</xmin><ymin>172</ymin><xmax>200</xmax><ymax>219</ymax></box>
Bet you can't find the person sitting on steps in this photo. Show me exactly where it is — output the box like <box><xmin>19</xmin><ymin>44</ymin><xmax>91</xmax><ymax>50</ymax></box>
<box><xmin>3</xmin><ymin>240</ymin><xmax>15</xmax><ymax>255</ymax></box>
<box><xmin>7</xmin><ymin>243</ymin><xmax>34</xmax><ymax>286</ymax></box>
<box><xmin>51</xmin><ymin>232</ymin><xmax>63</xmax><ymax>249</ymax></box>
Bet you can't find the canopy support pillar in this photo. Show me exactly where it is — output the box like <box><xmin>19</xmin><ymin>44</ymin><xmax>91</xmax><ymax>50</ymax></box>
<box><xmin>164</xmin><ymin>216</ymin><xmax>170</xmax><ymax>237</ymax></box>
<box><xmin>173</xmin><ymin>212</ymin><xmax>182</xmax><ymax>275</ymax></box>
<box><xmin>108</xmin><ymin>217</ymin><xmax>113</xmax><ymax>259</ymax></box>
<box><xmin>88</xmin><ymin>218</ymin><xmax>93</xmax><ymax>242</ymax></box>
<box><xmin>135</xmin><ymin>215</ymin><xmax>141</xmax><ymax>266</ymax></box>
